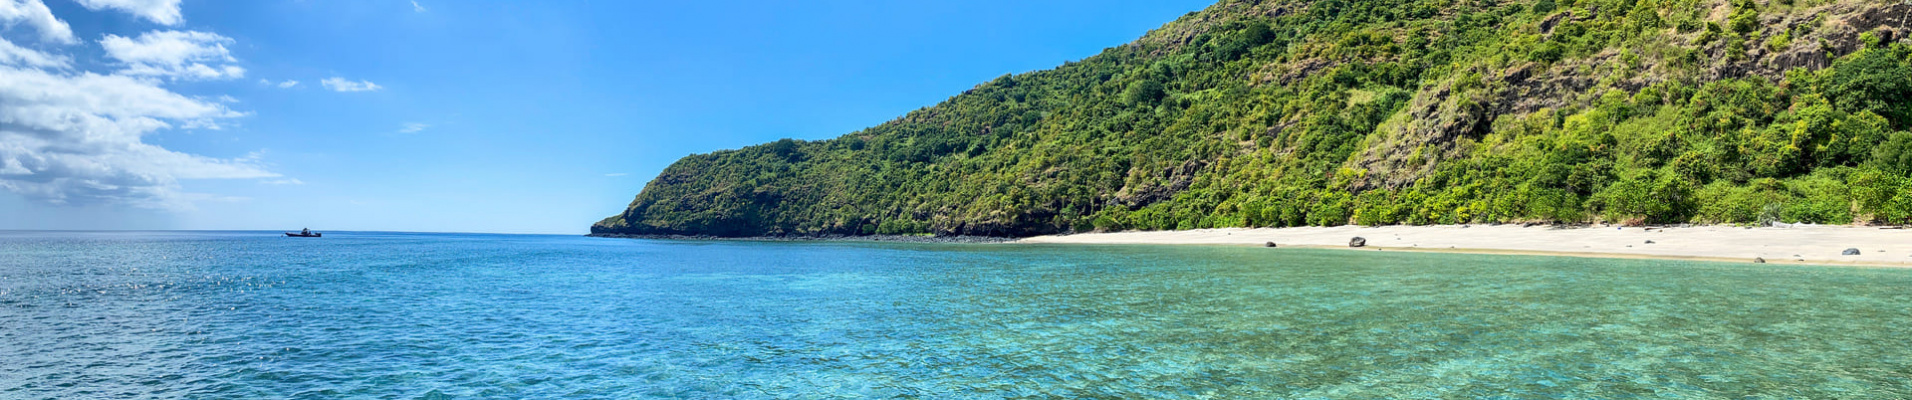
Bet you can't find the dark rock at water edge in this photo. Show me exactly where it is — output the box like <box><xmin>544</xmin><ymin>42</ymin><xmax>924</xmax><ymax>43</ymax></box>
<box><xmin>1754</xmin><ymin>257</ymin><xmax>1767</xmax><ymax>264</ymax></box>
<box><xmin>1349</xmin><ymin>237</ymin><xmax>1367</xmax><ymax>248</ymax></box>
<box><xmin>1264</xmin><ymin>241</ymin><xmax>1278</xmax><ymax>248</ymax></box>
<box><xmin>1843</xmin><ymin>248</ymin><xmax>1862</xmax><ymax>256</ymax></box>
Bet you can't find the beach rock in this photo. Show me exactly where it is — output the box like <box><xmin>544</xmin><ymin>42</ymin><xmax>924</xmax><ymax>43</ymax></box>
<box><xmin>1264</xmin><ymin>241</ymin><xmax>1278</xmax><ymax>248</ymax></box>
<box><xmin>1645</xmin><ymin>240</ymin><xmax>1655</xmax><ymax>244</ymax></box>
<box><xmin>1754</xmin><ymin>257</ymin><xmax>1767</xmax><ymax>264</ymax></box>
<box><xmin>1843</xmin><ymin>248</ymin><xmax>1862</xmax><ymax>256</ymax></box>
<box><xmin>1349</xmin><ymin>237</ymin><xmax>1368</xmax><ymax>248</ymax></box>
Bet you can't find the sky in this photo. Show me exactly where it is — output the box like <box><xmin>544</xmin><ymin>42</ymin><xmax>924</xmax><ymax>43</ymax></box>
<box><xmin>0</xmin><ymin>0</ymin><xmax>1216</xmax><ymax>234</ymax></box>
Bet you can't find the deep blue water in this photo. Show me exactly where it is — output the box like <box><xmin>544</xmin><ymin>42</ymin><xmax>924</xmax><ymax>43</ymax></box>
<box><xmin>2</xmin><ymin>231</ymin><xmax>1910</xmax><ymax>399</ymax></box>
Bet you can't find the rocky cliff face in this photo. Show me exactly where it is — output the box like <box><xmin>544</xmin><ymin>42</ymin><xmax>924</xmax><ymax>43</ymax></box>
<box><xmin>1352</xmin><ymin>1</ymin><xmax>1912</xmax><ymax>190</ymax></box>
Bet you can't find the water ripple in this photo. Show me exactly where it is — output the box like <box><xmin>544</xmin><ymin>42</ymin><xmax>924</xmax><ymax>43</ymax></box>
<box><xmin>2</xmin><ymin>231</ymin><xmax>1910</xmax><ymax>398</ymax></box>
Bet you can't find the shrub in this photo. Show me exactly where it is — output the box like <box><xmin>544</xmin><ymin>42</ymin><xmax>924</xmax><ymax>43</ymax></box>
<box><xmin>1309</xmin><ymin>192</ymin><xmax>1352</xmax><ymax>226</ymax></box>
<box><xmin>1532</xmin><ymin>41</ymin><xmax>1566</xmax><ymax>63</ymax></box>
<box><xmin>1693</xmin><ymin>181</ymin><xmax>1783</xmax><ymax>223</ymax></box>
<box><xmin>1848</xmin><ymin>168</ymin><xmax>1902</xmax><ymax>221</ymax></box>
<box><xmin>1729</xmin><ymin>1</ymin><xmax>1760</xmax><ymax>34</ymax></box>
<box><xmin>1870</xmin><ymin>131</ymin><xmax>1912</xmax><ymax>175</ymax></box>
<box><xmin>1593</xmin><ymin>169</ymin><xmax>1695</xmax><ymax>224</ymax></box>
<box><xmin>1781</xmin><ymin>173</ymin><xmax>1853</xmax><ymax>223</ymax></box>
<box><xmin>1767</xmin><ymin>32</ymin><xmax>1792</xmax><ymax>52</ymax></box>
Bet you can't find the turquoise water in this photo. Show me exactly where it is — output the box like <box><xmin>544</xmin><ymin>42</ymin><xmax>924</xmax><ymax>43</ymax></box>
<box><xmin>2</xmin><ymin>232</ymin><xmax>1910</xmax><ymax>399</ymax></box>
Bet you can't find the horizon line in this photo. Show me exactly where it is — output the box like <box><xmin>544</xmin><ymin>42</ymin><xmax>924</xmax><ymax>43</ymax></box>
<box><xmin>0</xmin><ymin>229</ymin><xmax>587</xmax><ymax>236</ymax></box>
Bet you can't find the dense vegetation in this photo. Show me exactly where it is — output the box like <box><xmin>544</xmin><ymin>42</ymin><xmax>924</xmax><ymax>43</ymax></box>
<box><xmin>596</xmin><ymin>0</ymin><xmax>1912</xmax><ymax>237</ymax></box>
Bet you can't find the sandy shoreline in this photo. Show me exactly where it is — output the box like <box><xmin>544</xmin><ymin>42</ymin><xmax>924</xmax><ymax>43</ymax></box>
<box><xmin>1017</xmin><ymin>225</ymin><xmax>1912</xmax><ymax>267</ymax></box>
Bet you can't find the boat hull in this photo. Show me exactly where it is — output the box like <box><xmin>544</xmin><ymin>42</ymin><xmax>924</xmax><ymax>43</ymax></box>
<box><xmin>285</xmin><ymin>233</ymin><xmax>322</xmax><ymax>237</ymax></box>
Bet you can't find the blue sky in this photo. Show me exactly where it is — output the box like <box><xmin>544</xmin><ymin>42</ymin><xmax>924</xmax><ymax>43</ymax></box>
<box><xmin>0</xmin><ymin>0</ymin><xmax>1215</xmax><ymax>234</ymax></box>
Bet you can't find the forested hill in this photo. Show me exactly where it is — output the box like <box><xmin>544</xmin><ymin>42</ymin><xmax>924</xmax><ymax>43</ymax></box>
<box><xmin>595</xmin><ymin>0</ymin><xmax>1912</xmax><ymax>238</ymax></box>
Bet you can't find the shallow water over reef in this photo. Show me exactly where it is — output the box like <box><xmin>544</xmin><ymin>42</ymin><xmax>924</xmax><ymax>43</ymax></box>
<box><xmin>2</xmin><ymin>231</ymin><xmax>1909</xmax><ymax>398</ymax></box>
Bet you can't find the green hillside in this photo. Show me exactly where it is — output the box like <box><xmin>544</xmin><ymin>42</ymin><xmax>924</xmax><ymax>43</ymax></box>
<box><xmin>595</xmin><ymin>0</ymin><xmax>1912</xmax><ymax>238</ymax></box>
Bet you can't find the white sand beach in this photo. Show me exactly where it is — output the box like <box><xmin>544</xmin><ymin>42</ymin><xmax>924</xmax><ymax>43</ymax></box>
<box><xmin>1018</xmin><ymin>225</ymin><xmax>1912</xmax><ymax>267</ymax></box>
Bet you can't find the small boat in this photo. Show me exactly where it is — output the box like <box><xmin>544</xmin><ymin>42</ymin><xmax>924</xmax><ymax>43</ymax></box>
<box><xmin>286</xmin><ymin>229</ymin><xmax>322</xmax><ymax>238</ymax></box>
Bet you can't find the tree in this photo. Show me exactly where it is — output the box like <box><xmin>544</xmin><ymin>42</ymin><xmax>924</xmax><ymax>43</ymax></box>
<box><xmin>1825</xmin><ymin>47</ymin><xmax>1912</xmax><ymax>129</ymax></box>
<box><xmin>1123</xmin><ymin>79</ymin><xmax>1167</xmax><ymax>106</ymax></box>
<box><xmin>1871</xmin><ymin>131</ymin><xmax>1912</xmax><ymax>175</ymax></box>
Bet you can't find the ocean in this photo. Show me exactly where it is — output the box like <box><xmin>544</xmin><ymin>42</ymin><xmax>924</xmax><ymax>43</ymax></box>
<box><xmin>2</xmin><ymin>231</ymin><xmax>1909</xmax><ymax>398</ymax></box>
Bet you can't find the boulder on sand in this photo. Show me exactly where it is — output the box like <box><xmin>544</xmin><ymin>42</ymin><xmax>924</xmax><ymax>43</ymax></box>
<box><xmin>1843</xmin><ymin>248</ymin><xmax>1862</xmax><ymax>256</ymax></box>
<box><xmin>1264</xmin><ymin>241</ymin><xmax>1278</xmax><ymax>248</ymax></box>
<box><xmin>1350</xmin><ymin>237</ymin><xmax>1368</xmax><ymax>248</ymax></box>
<box><xmin>1754</xmin><ymin>257</ymin><xmax>1767</xmax><ymax>264</ymax></box>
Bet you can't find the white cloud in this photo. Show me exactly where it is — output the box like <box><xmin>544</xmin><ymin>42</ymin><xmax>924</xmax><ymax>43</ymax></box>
<box><xmin>398</xmin><ymin>122</ymin><xmax>428</xmax><ymax>133</ymax></box>
<box><xmin>71</xmin><ymin>0</ymin><xmax>183</xmax><ymax>26</ymax></box>
<box><xmin>0</xmin><ymin>0</ymin><xmax>75</xmax><ymax>43</ymax></box>
<box><xmin>0</xmin><ymin>0</ymin><xmax>288</xmax><ymax>211</ymax></box>
<box><xmin>100</xmin><ymin>30</ymin><xmax>244</xmax><ymax>80</ymax></box>
<box><xmin>0</xmin><ymin>36</ymin><xmax>67</xmax><ymax>67</ymax></box>
<box><xmin>0</xmin><ymin>66</ymin><xmax>280</xmax><ymax>209</ymax></box>
<box><xmin>411</xmin><ymin>1</ymin><xmax>426</xmax><ymax>13</ymax></box>
<box><xmin>257</xmin><ymin>79</ymin><xmax>298</xmax><ymax>88</ymax></box>
<box><xmin>322</xmin><ymin>77</ymin><xmax>381</xmax><ymax>92</ymax></box>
